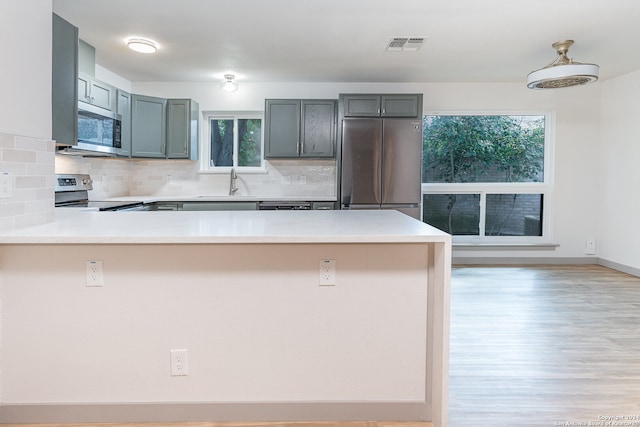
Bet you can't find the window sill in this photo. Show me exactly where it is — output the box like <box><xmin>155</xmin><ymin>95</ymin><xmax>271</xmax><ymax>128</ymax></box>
<box><xmin>453</xmin><ymin>243</ymin><xmax>559</xmax><ymax>250</ymax></box>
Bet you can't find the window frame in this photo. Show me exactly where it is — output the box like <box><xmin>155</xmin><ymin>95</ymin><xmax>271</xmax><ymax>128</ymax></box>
<box><xmin>421</xmin><ymin>110</ymin><xmax>555</xmax><ymax>244</ymax></box>
<box><xmin>200</xmin><ymin>110</ymin><xmax>266</xmax><ymax>173</ymax></box>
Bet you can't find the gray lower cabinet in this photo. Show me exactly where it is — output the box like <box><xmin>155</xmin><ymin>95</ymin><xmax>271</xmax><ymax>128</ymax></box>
<box><xmin>181</xmin><ymin>202</ymin><xmax>258</xmax><ymax>211</ymax></box>
<box><xmin>131</xmin><ymin>94</ymin><xmax>167</xmax><ymax>158</ymax></box>
<box><xmin>147</xmin><ymin>202</ymin><xmax>181</xmax><ymax>211</ymax></box>
<box><xmin>52</xmin><ymin>13</ymin><xmax>78</xmax><ymax>147</ymax></box>
<box><xmin>312</xmin><ymin>201</ymin><xmax>336</xmax><ymax>210</ymax></box>
<box><xmin>148</xmin><ymin>201</ymin><xmax>330</xmax><ymax>211</ymax></box>
<box><xmin>265</xmin><ymin>99</ymin><xmax>336</xmax><ymax>158</ymax></box>
<box><xmin>167</xmin><ymin>99</ymin><xmax>199</xmax><ymax>160</ymax></box>
<box><xmin>341</xmin><ymin>94</ymin><xmax>422</xmax><ymax>118</ymax></box>
<box><xmin>78</xmin><ymin>72</ymin><xmax>115</xmax><ymax>111</ymax></box>
<box><xmin>116</xmin><ymin>89</ymin><xmax>131</xmax><ymax>157</ymax></box>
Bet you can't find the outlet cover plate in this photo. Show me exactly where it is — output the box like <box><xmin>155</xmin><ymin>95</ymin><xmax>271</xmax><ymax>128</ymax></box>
<box><xmin>170</xmin><ymin>349</ymin><xmax>188</xmax><ymax>376</ymax></box>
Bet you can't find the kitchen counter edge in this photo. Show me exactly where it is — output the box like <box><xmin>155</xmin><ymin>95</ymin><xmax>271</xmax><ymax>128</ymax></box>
<box><xmin>0</xmin><ymin>210</ymin><xmax>451</xmax><ymax>245</ymax></box>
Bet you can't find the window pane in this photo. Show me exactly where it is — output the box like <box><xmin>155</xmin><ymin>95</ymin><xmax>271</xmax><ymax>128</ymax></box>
<box><xmin>210</xmin><ymin>119</ymin><xmax>234</xmax><ymax>167</ymax></box>
<box><xmin>423</xmin><ymin>194</ymin><xmax>480</xmax><ymax>235</ymax></box>
<box><xmin>485</xmin><ymin>194</ymin><xmax>543</xmax><ymax>236</ymax></box>
<box><xmin>423</xmin><ymin>115</ymin><xmax>545</xmax><ymax>183</ymax></box>
<box><xmin>238</xmin><ymin>119</ymin><xmax>262</xmax><ymax>167</ymax></box>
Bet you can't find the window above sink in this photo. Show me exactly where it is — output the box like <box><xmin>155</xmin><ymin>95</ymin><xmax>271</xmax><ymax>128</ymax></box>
<box><xmin>201</xmin><ymin>111</ymin><xmax>264</xmax><ymax>173</ymax></box>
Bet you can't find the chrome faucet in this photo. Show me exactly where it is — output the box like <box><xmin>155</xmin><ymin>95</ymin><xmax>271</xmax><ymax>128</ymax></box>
<box><xmin>229</xmin><ymin>167</ymin><xmax>238</xmax><ymax>195</ymax></box>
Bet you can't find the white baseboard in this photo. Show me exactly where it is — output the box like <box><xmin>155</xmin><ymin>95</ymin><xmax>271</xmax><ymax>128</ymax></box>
<box><xmin>598</xmin><ymin>258</ymin><xmax>640</xmax><ymax>278</ymax></box>
<box><xmin>452</xmin><ymin>256</ymin><xmax>598</xmax><ymax>265</ymax></box>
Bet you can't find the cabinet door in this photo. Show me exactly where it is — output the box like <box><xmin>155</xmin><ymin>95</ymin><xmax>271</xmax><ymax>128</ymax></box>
<box><xmin>52</xmin><ymin>13</ymin><xmax>78</xmax><ymax>146</ymax></box>
<box><xmin>89</xmin><ymin>80</ymin><xmax>115</xmax><ymax>111</ymax></box>
<box><xmin>265</xmin><ymin>99</ymin><xmax>301</xmax><ymax>158</ymax></box>
<box><xmin>381</xmin><ymin>94</ymin><xmax>422</xmax><ymax>118</ymax></box>
<box><xmin>77</xmin><ymin>73</ymin><xmax>91</xmax><ymax>104</ymax></box>
<box><xmin>300</xmin><ymin>100</ymin><xmax>336</xmax><ymax>157</ymax></box>
<box><xmin>342</xmin><ymin>94</ymin><xmax>381</xmax><ymax>117</ymax></box>
<box><xmin>116</xmin><ymin>90</ymin><xmax>131</xmax><ymax>157</ymax></box>
<box><xmin>131</xmin><ymin>94</ymin><xmax>166</xmax><ymax>158</ymax></box>
<box><xmin>167</xmin><ymin>99</ymin><xmax>189</xmax><ymax>158</ymax></box>
<box><xmin>166</xmin><ymin>99</ymin><xmax>199</xmax><ymax>160</ymax></box>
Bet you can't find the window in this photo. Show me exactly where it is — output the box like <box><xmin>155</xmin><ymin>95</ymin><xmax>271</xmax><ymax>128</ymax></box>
<box><xmin>203</xmin><ymin>112</ymin><xmax>263</xmax><ymax>171</ymax></box>
<box><xmin>422</xmin><ymin>113</ymin><xmax>553</xmax><ymax>243</ymax></box>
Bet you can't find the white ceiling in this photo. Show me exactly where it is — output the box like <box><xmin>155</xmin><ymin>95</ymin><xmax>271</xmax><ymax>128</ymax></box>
<box><xmin>53</xmin><ymin>0</ymin><xmax>640</xmax><ymax>85</ymax></box>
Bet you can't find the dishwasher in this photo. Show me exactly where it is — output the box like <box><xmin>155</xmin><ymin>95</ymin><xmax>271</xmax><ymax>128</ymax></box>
<box><xmin>258</xmin><ymin>201</ymin><xmax>312</xmax><ymax>210</ymax></box>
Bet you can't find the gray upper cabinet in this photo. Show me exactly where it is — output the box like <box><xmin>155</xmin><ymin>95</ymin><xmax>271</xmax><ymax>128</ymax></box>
<box><xmin>265</xmin><ymin>99</ymin><xmax>336</xmax><ymax>158</ymax></box>
<box><xmin>116</xmin><ymin>89</ymin><xmax>132</xmax><ymax>157</ymax></box>
<box><xmin>300</xmin><ymin>100</ymin><xmax>336</xmax><ymax>157</ymax></box>
<box><xmin>380</xmin><ymin>94</ymin><xmax>422</xmax><ymax>117</ymax></box>
<box><xmin>52</xmin><ymin>13</ymin><xmax>78</xmax><ymax>147</ymax></box>
<box><xmin>341</xmin><ymin>94</ymin><xmax>381</xmax><ymax>117</ymax></box>
<box><xmin>167</xmin><ymin>99</ymin><xmax>199</xmax><ymax>160</ymax></box>
<box><xmin>130</xmin><ymin>96</ymin><xmax>199</xmax><ymax>159</ymax></box>
<box><xmin>265</xmin><ymin>99</ymin><xmax>300</xmax><ymax>158</ymax></box>
<box><xmin>78</xmin><ymin>72</ymin><xmax>115</xmax><ymax>111</ymax></box>
<box><xmin>342</xmin><ymin>94</ymin><xmax>422</xmax><ymax>118</ymax></box>
<box><xmin>131</xmin><ymin>94</ymin><xmax>166</xmax><ymax>158</ymax></box>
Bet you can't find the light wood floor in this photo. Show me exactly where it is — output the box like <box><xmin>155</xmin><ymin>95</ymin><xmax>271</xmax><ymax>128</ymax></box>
<box><xmin>448</xmin><ymin>264</ymin><xmax>640</xmax><ymax>427</ymax></box>
<box><xmin>3</xmin><ymin>265</ymin><xmax>640</xmax><ymax>427</ymax></box>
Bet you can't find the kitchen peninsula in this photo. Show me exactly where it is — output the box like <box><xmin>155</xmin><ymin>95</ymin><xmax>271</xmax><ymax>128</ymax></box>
<box><xmin>0</xmin><ymin>210</ymin><xmax>451</xmax><ymax>427</ymax></box>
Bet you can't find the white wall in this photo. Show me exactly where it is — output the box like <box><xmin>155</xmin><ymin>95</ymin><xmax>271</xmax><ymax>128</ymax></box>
<box><xmin>1</xmin><ymin>243</ymin><xmax>429</xmax><ymax>405</ymax></box>
<box><xmin>0</xmin><ymin>1</ymin><xmax>55</xmax><ymax>231</ymax></box>
<box><xmin>0</xmin><ymin>0</ymin><xmax>51</xmax><ymax>139</ymax></box>
<box><xmin>599</xmin><ymin>70</ymin><xmax>640</xmax><ymax>271</ymax></box>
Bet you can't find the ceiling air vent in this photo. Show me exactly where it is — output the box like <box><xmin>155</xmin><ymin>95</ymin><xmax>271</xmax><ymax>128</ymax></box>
<box><xmin>386</xmin><ymin>37</ymin><xmax>426</xmax><ymax>52</ymax></box>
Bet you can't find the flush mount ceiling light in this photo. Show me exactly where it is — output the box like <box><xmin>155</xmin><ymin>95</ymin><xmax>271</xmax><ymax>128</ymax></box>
<box><xmin>126</xmin><ymin>37</ymin><xmax>158</xmax><ymax>54</ymax></box>
<box><xmin>527</xmin><ymin>40</ymin><xmax>599</xmax><ymax>89</ymax></box>
<box><xmin>220</xmin><ymin>74</ymin><xmax>238</xmax><ymax>92</ymax></box>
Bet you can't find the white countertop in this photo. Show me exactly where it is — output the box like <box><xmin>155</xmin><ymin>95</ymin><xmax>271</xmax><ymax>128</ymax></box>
<box><xmin>0</xmin><ymin>210</ymin><xmax>450</xmax><ymax>245</ymax></box>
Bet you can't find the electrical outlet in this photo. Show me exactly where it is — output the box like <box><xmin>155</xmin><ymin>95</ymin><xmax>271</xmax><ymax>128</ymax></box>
<box><xmin>585</xmin><ymin>238</ymin><xmax>597</xmax><ymax>255</ymax></box>
<box><xmin>86</xmin><ymin>260</ymin><xmax>104</xmax><ymax>287</ymax></box>
<box><xmin>170</xmin><ymin>349</ymin><xmax>188</xmax><ymax>376</ymax></box>
<box><xmin>319</xmin><ymin>259</ymin><xmax>336</xmax><ymax>286</ymax></box>
<box><xmin>0</xmin><ymin>172</ymin><xmax>13</xmax><ymax>198</ymax></box>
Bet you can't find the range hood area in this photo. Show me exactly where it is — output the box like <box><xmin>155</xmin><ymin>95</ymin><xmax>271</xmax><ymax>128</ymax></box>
<box><xmin>56</xmin><ymin>144</ymin><xmax>118</xmax><ymax>157</ymax></box>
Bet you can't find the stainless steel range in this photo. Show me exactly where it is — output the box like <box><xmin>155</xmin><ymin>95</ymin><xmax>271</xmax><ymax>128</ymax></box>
<box><xmin>55</xmin><ymin>174</ymin><xmax>146</xmax><ymax>211</ymax></box>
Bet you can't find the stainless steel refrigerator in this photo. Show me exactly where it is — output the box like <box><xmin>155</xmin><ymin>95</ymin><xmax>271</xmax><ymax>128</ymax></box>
<box><xmin>340</xmin><ymin>118</ymin><xmax>422</xmax><ymax>219</ymax></box>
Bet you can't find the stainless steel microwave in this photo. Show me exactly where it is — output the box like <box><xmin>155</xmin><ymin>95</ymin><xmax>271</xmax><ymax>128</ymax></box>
<box><xmin>75</xmin><ymin>103</ymin><xmax>122</xmax><ymax>156</ymax></box>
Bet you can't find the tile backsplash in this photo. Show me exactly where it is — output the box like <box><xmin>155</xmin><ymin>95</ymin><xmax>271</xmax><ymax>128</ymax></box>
<box><xmin>55</xmin><ymin>155</ymin><xmax>337</xmax><ymax>200</ymax></box>
<box><xmin>55</xmin><ymin>155</ymin><xmax>132</xmax><ymax>199</ymax></box>
<box><xmin>0</xmin><ymin>133</ymin><xmax>55</xmax><ymax>230</ymax></box>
